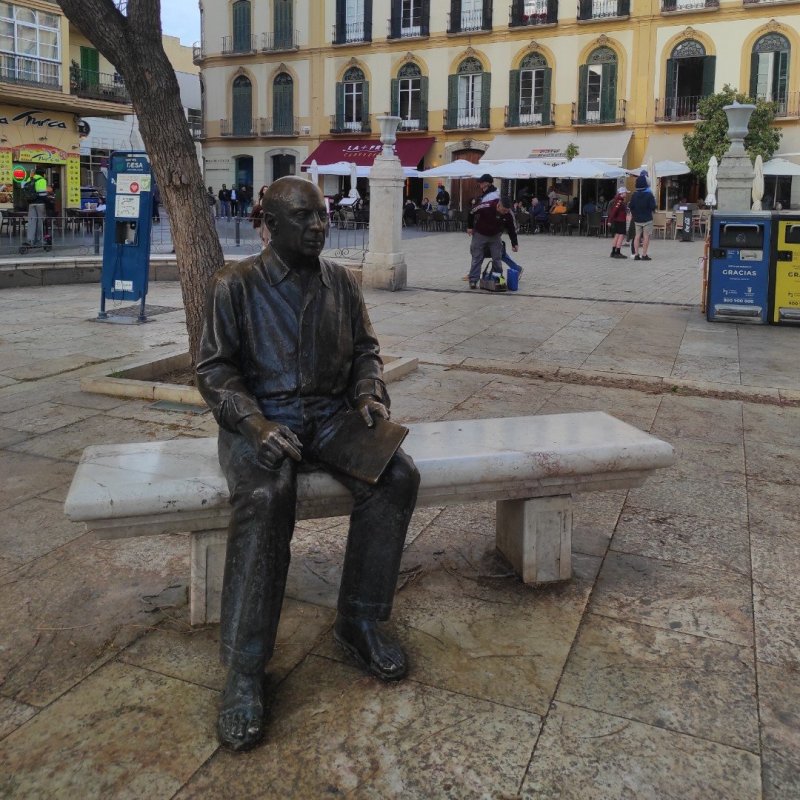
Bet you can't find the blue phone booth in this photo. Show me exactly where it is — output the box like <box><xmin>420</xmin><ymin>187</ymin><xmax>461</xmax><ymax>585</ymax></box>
<box><xmin>98</xmin><ymin>151</ymin><xmax>154</xmax><ymax>323</ymax></box>
<box><xmin>706</xmin><ymin>212</ymin><xmax>773</xmax><ymax>324</ymax></box>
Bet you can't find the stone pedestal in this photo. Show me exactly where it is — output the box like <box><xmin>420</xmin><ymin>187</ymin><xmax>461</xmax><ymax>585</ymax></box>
<box><xmin>363</xmin><ymin>116</ymin><xmax>407</xmax><ymax>291</ymax></box>
<box><xmin>716</xmin><ymin>101</ymin><xmax>756</xmax><ymax>212</ymax></box>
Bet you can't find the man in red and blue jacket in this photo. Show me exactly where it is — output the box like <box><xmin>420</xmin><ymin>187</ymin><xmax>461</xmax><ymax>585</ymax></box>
<box><xmin>466</xmin><ymin>173</ymin><xmax>519</xmax><ymax>289</ymax></box>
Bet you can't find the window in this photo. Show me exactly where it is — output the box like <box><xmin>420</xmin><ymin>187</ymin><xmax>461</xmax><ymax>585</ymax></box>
<box><xmin>335</xmin><ymin>0</ymin><xmax>372</xmax><ymax>43</ymax></box>
<box><xmin>346</xmin><ymin>0</ymin><xmax>364</xmax><ymax>41</ymax></box>
<box><xmin>273</xmin><ymin>0</ymin><xmax>294</xmax><ymax>50</ymax></box>
<box><xmin>0</xmin><ymin>2</ymin><xmax>60</xmax><ymax>87</ymax></box>
<box><xmin>663</xmin><ymin>39</ymin><xmax>715</xmax><ymax>121</ymax></box>
<box><xmin>508</xmin><ymin>53</ymin><xmax>552</xmax><ymax>126</ymax></box>
<box><xmin>461</xmin><ymin>0</ymin><xmax>484</xmax><ymax>31</ymax></box>
<box><xmin>751</xmin><ymin>34</ymin><xmax>789</xmax><ymax>115</ymax></box>
<box><xmin>401</xmin><ymin>0</ymin><xmax>421</xmax><ymax>35</ymax></box>
<box><xmin>447</xmin><ymin>56</ymin><xmax>490</xmax><ymax>129</ymax></box>
<box><xmin>273</xmin><ymin>72</ymin><xmax>294</xmax><ymax>134</ymax></box>
<box><xmin>232</xmin><ymin>1</ymin><xmax>252</xmax><ymax>52</ymax></box>
<box><xmin>577</xmin><ymin>47</ymin><xmax>617</xmax><ymax>124</ymax></box>
<box><xmin>392</xmin><ymin>62</ymin><xmax>428</xmax><ymax>129</ymax></box>
<box><xmin>335</xmin><ymin>66</ymin><xmax>369</xmax><ymax>131</ymax></box>
<box><xmin>232</xmin><ymin>74</ymin><xmax>252</xmax><ymax>135</ymax></box>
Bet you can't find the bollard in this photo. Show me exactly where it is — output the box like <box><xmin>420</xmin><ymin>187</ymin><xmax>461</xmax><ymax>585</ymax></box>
<box><xmin>94</xmin><ymin>224</ymin><xmax>101</xmax><ymax>254</ymax></box>
<box><xmin>234</xmin><ymin>218</ymin><xmax>240</xmax><ymax>247</ymax></box>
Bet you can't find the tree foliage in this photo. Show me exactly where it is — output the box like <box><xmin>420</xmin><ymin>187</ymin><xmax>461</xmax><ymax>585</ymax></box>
<box><xmin>57</xmin><ymin>0</ymin><xmax>223</xmax><ymax>362</ymax></box>
<box><xmin>683</xmin><ymin>85</ymin><xmax>782</xmax><ymax>179</ymax></box>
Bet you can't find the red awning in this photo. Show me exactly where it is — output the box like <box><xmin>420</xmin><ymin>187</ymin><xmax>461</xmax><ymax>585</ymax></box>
<box><xmin>302</xmin><ymin>137</ymin><xmax>434</xmax><ymax>169</ymax></box>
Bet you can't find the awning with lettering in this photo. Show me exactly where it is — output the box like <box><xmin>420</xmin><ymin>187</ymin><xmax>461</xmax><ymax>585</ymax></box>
<box><xmin>301</xmin><ymin>137</ymin><xmax>434</xmax><ymax>169</ymax></box>
<box><xmin>482</xmin><ymin>131</ymin><xmax>633</xmax><ymax>166</ymax></box>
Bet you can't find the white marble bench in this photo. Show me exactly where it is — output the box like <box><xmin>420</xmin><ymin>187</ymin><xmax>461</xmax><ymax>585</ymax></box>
<box><xmin>64</xmin><ymin>413</ymin><xmax>674</xmax><ymax>625</ymax></box>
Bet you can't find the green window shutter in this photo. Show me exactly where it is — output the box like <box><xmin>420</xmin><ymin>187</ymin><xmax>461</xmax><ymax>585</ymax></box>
<box><xmin>233</xmin><ymin>1</ymin><xmax>251</xmax><ymax>51</ymax></box>
<box><xmin>80</xmin><ymin>46</ymin><xmax>99</xmax><ymax>86</ymax></box>
<box><xmin>701</xmin><ymin>56</ymin><xmax>716</xmax><ymax>97</ymax></box>
<box><xmin>390</xmin><ymin>1</ymin><xmax>400</xmax><ymax>38</ymax></box>
<box><xmin>232</xmin><ymin>78</ymin><xmax>252</xmax><ymax>134</ymax></box>
<box><xmin>362</xmin><ymin>80</ymin><xmax>370</xmax><ymax>129</ymax></box>
<box><xmin>578</xmin><ymin>64</ymin><xmax>588</xmax><ymax>123</ymax></box>
<box><xmin>447</xmin><ymin>73</ymin><xmax>458</xmax><ymax>127</ymax></box>
<box><xmin>749</xmin><ymin>52</ymin><xmax>759</xmax><ymax>100</ymax></box>
<box><xmin>775</xmin><ymin>50</ymin><xmax>789</xmax><ymax>106</ymax></box>
<box><xmin>665</xmin><ymin>58</ymin><xmax>677</xmax><ymax>117</ymax></box>
<box><xmin>578</xmin><ymin>0</ymin><xmax>591</xmax><ymax>19</ymax></box>
<box><xmin>480</xmin><ymin>72</ymin><xmax>491</xmax><ymax>127</ymax></box>
<box><xmin>482</xmin><ymin>0</ymin><xmax>493</xmax><ymax>30</ymax></box>
<box><xmin>273</xmin><ymin>79</ymin><xmax>293</xmax><ymax>133</ymax></box>
<box><xmin>335</xmin><ymin>82</ymin><xmax>344</xmax><ymax>130</ymax></box>
<box><xmin>508</xmin><ymin>69</ymin><xmax>520</xmax><ymax>126</ymax></box>
<box><xmin>274</xmin><ymin>0</ymin><xmax>293</xmax><ymax>49</ymax></box>
<box><xmin>546</xmin><ymin>0</ymin><xmax>558</xmax><ymax>22</ymax></box>
<box><xmin>364</xmin><ymin>0</ymin><xmax>373</xmax><ymax>40</ymax></box>
<box><xmin>390</xmin><ymin>78</ymin><xmax>400</xmax><ymax>116</ymax></box>
<box><xmin>511</xmin><ymin>0</ymin><xmax>524</xmax><ymax>26</ymax></box>
<box><xmin>450</xmin><ymin>0</ymin><xmax>462</xmax><ymax>32</ymax></box>
<box><xmin>420</xmin><ymin>76</ymin><xmax>429</xmax><ymax>129</ymax></box>
<box><xmin>335</xmin><ymin>0</ymin><xmax>346</xmax><ymax>43</ymax></box>
<box><xmin>421</xmin><ymin>0</ymin><xmax>431</xmax><ymax>36</ymax></box>
<box><xmin>600</xmin><ymin>61</ymin><xmax>617</xmax><ymax>122</ymax></box>
<box><xmin>541</xmin><ymin>67</ymin><xmax>552</xmax><ymax>124</ymax></box>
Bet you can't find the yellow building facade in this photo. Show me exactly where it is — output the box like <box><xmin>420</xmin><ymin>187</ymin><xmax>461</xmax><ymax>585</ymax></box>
<box><xmin>0</xmin><ymin>0</ymin><xmax>131</xmax><ymax>211</ymax></box>
<box><xmin>197</xmin><ymin>0</ymin><xmax>800</xmax><ymax>204</ymax></box>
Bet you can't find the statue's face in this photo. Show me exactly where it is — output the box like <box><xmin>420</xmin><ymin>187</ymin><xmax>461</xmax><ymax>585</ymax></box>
<box><xmin>270</xmin><ymin>183</ymin><xmax>328</xmax><ymax>261</ymax></box>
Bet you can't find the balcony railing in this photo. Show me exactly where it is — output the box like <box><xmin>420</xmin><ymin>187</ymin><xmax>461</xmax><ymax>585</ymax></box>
<box><xmin>397</xmin><ymin>113</ymin><xmax>429</xmax><ymax>131</ymax></box>
<box><xmin>510</xmin><ymin>0</ymin><xmax>558</xmax><ymax>25</ymax></box>
<box><xmin>261</xmin><ymin>30</ymin><xmax>299</xmax><ymax>51</ymax></box>
<box><xmin>258</xmin><ymin>116</ymin><xmax>300</xmax><ymax>136</ymax></box>
<box><xmin>1</xmin><ymin>57</ymin><xmax>61</xmax><ymax>91</ymax></box>
<box><xmin>572</xmin><ymin>99</ymin><xmax>626</xmax><ymax>124</ymax></box>
<box><xmin>443</xmin><ymin>108</ymin><xmax>491</xmax><ymax>130</ymax></box>
<box><xmin>386</xmin><ymin>18</ymin><xmax>427</xmax><ymax>38</ymax></box>
<box><xmin>330</xmin><ymin>115</ymin><xmax>371</xmax><ymax>134</ymax></box>
<box><xmin>655</xmin><ymin>95</ymin><xmax>702</xmax><ymax>122</ymax></box>
<box><xmin>220</xmin><ymin>118</ymin><xmax>256</xmax><ymax>137</ymax></box>
<box><xmin>221</xmin><ymin>34</ymin><xmax>258</xmax><ymax>54</ymax></box>
<box><xmin>332</xmin><ymin>20</ymin><xmax>372</xmax><ymax>45</ymax></box>
<box><xmin>447</xmin><ymin>9</ymin><xmax>491</xmax><ymax>33</ymax></box>
<box><xmin>661</xmin><ymin>0</ymin><xmax>718</xmax><ymax>10</ymax></box>
<box><xmin>577</xmin><ymin>0</ymin><xmax>630</xmax><ymax>20</ymax></box>
<box><xmin>505</xmin><ymin>104</ymin><xmax>555</xmax><ymax>127</ymax></box>
<box><xmin>70</xmin><ymin>68</ymin><xmax>130</xmax><ymax>104</ymax></box>
<box><xmin>192</xmin><ymin>42</ymin><xmax>205</xmax><ymax>63</ymax></box>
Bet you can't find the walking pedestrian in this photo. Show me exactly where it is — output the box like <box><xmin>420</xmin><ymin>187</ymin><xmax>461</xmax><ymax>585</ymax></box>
<box><xmin>629</xmin><ymin>173</ymin><xmax>656</xmax><ymax>261</ymax></box>
<box><xmin>607</xmin><ymin>187</ymin><xmax>629</xmax><ymax>259</ymax></box>
<box><xmin>218</xmin><ymin>185</ymin><xmax>232</xmax><ymax>220</ymax></box>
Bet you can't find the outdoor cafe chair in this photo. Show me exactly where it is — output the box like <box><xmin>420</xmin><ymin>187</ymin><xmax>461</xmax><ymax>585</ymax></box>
<box><xmin>415</xmin><ymin>209</ymin><xmax>430</xmax><ymax>231</ymax></box>
<box><xmin>565</xmin><ymin>213</ymin><xmax>582</xmax><ymax>235</ymax></box>
<box><xmin>652</xmin><ymin>210</ymin><xmax>669</xmax><ymax>239</ymax></box>
<box><xmin>584</xmin><ymin>211</ymin><xmax>603</xmax><ymax>237</ymax></box>
<box><xmin>672</xmin><ymin>211</ymin><xmax>684</xmax><ymax>240</ymax></box>
<box><xmin>430</xmin><ymin>210</ymin><xmax>447</xmax><ymax>231</ymax></box>
<box><xmin>548</xmin><ymin>213</ymin><xmax>567</xmax><ymax>235</ymax></box>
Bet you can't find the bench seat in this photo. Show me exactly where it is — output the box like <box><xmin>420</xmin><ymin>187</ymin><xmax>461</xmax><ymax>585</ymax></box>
<box><xmin>64</xmin><ymin>413</ymin><xmax>674</xmax><ymax>624</ymax></box>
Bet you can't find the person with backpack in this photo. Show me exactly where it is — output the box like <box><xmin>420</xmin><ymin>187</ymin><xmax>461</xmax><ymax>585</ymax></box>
<box><xmin>435</xmin><ymin>184</ymin><xmax>450</xmax><ymax>214</ymax></box>
<box><xmin>24</xmin><ymin>168</ymin><xmax>48</xmax><ymax>248</ymax></box>
<box><xmin>607</xmin><ymin>187</ymin><xmax>629</xmax><ymax>259</ymax></box>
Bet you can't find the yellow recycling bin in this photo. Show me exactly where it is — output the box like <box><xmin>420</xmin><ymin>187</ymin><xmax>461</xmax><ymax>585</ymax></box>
<box><xmin>771</xmin><ymin>215</ymin><xmax>800</xmax><ymax>325</ymax></box>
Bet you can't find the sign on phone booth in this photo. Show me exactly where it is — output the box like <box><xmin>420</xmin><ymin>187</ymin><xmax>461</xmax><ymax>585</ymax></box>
<box><xmin>98</xmin><ymin>151</ymin><xmax>153</xmax><ymax>323</ymax></box>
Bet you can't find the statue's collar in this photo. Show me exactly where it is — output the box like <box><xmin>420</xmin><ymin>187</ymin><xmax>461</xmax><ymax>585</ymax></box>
<box><xmin>262</xmin><ymin>246</ymin><xmax>332</xmax><ymax>288</ymax></box>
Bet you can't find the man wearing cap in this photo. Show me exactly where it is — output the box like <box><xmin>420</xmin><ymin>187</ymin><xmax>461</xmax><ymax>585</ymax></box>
<box><xmin>466</xmin><ymin>174</ymin><xmax>518</xmax><ymax>290</ymax></box>
<box><xmin>629</xmin><ymin>172</ymin><xmax>656</xmax><ymax>261</ymax></box>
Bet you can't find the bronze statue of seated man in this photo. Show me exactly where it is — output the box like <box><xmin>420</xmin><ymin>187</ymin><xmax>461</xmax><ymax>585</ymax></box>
<box><xmin>196</xmin><ymin>177</ymin><xmax>420</xmax><ymax>752</ymax></box>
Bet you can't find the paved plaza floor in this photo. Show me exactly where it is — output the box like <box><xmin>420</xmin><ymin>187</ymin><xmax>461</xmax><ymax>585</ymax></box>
<box><xmin>0</xmin><ymin>228</ymin><xmax>798</xmax><ymax>798</ymax></box>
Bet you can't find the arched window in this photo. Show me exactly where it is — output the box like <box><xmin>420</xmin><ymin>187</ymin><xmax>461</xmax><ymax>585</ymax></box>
<box><xmin>578</xmin><ymin>47</ymin><xmax>617</xmax><ymax>123</ymax></box>
<box><xmin>232</xmin><ymin>1</ymin><xmax>251</xmax><ymax>52</ymax></box>
<box><xmin>664</xmin><ymin>39</ymin><xmax>715</xmax><ymax>121</ymax></box>
<box><xmin>391</xmin><ymin>62</ymin><xmax>428</xmax><ymax>130</ymax></box>
<box><xmin>751</xmin><ymin>33</ymin><xmax>790</xmax><ymax>115</ymax></box>
<box><xmin>232</xmin><ymin>75</ymin><xmax>252</xmax><ymax>135</ymax></box>
<box><xmin>335</xmin><ymin>66</ymin><xmax>369</xmax><ymax>132</ymax></box>
<box><xmin>447</xmin><ymin>56</ymin><xmax>490</xmax><ymax>129</ymax></box>
<box><xmin>508</xmin><ymin>52</ymin><xmax>552</xmax><ymax>127</ymax></box>
<box><xmin>273</xmin><ymin>73</ymin><xmax>294</xmax><ymax>135</ymax></box>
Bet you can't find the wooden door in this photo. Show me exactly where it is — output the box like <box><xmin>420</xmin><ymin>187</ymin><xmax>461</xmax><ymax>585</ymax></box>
<box><xmin>452</xmin><ymin>148</ymin><xmax>483</xmax><ymax>211</ymax></box>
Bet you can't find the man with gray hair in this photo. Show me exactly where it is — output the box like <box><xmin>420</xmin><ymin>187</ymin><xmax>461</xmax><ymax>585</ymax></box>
<box><xmin>196</xmin><ymin>176</ymin><xmax>420</xmax><ymax>753</ymax></box>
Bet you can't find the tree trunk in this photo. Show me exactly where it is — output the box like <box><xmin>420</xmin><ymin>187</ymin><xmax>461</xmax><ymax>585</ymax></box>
<box><xmin>57</xmin><ymin>0</ymin><xmax>223</xmax><ymax>363</ymax></box>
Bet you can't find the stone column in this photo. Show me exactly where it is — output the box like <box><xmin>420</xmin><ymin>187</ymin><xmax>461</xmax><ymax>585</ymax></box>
<box><xmin>716</xmin><ymin>101</ymin><xmax>756</xmax><ymax>212</ymax></box>
<box><xmin>363</xmin><ymin>115</ymin><xmax>407</xmax><ymax>291</ymax></box>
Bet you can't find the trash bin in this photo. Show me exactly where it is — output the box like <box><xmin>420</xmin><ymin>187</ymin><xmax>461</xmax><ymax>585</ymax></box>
<box><xmin>706</xmin><ymin>212</ymin><xmax>772</xmax><ymax>324</ymax></box>
<box><xmin>769</xmin><ymin>215</ymin><xmax>800</xmax><ymax>325</ymax></box>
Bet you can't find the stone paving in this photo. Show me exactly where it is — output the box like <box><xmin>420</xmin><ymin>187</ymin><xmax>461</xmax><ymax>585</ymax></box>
<box><xmin>0</xmin><ymin>228</ymin><xmax>798</xmax><ymax>798</ymax></box>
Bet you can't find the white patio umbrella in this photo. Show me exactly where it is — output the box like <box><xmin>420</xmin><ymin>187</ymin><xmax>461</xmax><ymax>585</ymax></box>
<box><xmin>705</xmin><ymin>156</ymin><xmax>718</xmax><ymax>208</ymax></box>
<box><xmin>418</xmin><ymin>159</ymin><xmax>482</xmax><ymax>178</ymax></box>
<box><xmin>348</xmin><ymin>161</ymin><xmax>360</xmax><ymax>198</ymax></box>
<box><xmin>309</xmin><ymin>159</ymin><xmax>319</xmax><ymax>186</ymax></box>
<box><xmin>481</xmin><ymin>159</ymin><xmax>558</xmax><ymax>179</ymax></box>
<box><xmin>656</xmin><ymin>160</ymin><xmax>691</xmax><ymax>178</ymax></box>
<box><xmin>752</xmin><ymin>155</ymin><xmax>764</xmax><ymax>211</ymax></box>
<box><xmin>763</xmin><ymin>157</ymin><xmax>800</xmax><ymax>176</ymax></box>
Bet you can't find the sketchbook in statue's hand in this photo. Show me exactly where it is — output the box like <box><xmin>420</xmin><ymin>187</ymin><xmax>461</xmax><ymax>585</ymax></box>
<box><xmin>314</xmin><ymin>410</ymin><xmax>409</xmax><ymax>485</ymax></box>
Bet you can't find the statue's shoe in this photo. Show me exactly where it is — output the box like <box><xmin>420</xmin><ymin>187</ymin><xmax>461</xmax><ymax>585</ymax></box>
<box><xmin>217</xmin><ymin>671</ymin><xmax>267</xmax><ymax>752</ymax></box>
<box><xmin>333</xmin><ymin>616</ymin><xmax>408</xmax><ymax>681</ymax></box>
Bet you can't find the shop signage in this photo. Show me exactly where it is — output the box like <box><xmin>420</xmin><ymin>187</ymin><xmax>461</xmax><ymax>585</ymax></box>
<box><xmin>16</xmin><ymin>146</ymin><xmax>67</xmax><ymax>164</ymax></box>
<box><xmin>0</xmin><ymin>110</ymin><xmax>67</xmax><ymax>129</ymax></box>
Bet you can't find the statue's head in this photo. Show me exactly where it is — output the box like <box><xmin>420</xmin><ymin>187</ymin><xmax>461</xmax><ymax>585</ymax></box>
<box><xmin>263</xmin><ymin>177</ymin><xmax>328</xmax><ymax>263</ymax></box>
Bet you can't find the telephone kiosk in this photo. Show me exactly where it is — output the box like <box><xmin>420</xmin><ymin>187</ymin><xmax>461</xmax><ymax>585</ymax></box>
<box><xmin>98</xmin><ymin>151</ymin><xmax>154</xmax><ymax>323</ymax></box>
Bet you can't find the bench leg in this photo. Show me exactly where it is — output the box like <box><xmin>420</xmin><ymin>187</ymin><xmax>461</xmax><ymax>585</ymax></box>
<box><xmin>495</xmin><ymin>495</ymin><xmax>572</xmax><ymax>584</ymax></box>
<box><xmin>190</xmin><ymin>528</ymin><xmax>227</xmax><ymax>625</ymax></box>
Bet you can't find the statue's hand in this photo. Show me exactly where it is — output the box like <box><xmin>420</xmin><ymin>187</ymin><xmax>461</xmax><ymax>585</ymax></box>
<box><xmin>238</xmin><ymin>414</ymin><xmax>302</xmax><ymax>469</ymax></box>
<box><xmin>355</xmin><ymin>396</ymin><xmax>390</xmax><ymax>428</ymax></box>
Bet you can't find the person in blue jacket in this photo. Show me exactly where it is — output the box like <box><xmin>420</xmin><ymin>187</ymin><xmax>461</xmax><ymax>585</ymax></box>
<box><xmin>629</xmin><ymin>173</ymin><xmax>656</xmax><ymax>261</ymax></box>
